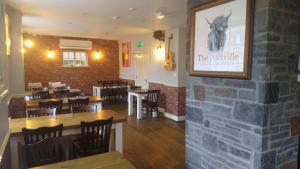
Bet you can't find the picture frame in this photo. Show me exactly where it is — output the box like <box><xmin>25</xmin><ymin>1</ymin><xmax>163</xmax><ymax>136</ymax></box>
<box><xmin>122</xmin><ymin>42</ymin><xmax>131</xmax><ymax>67</ymax></box>
<box><xmin>190</xmin><ymin>0</ymin><xmax>253</xmax><ymax>79</ymax></box>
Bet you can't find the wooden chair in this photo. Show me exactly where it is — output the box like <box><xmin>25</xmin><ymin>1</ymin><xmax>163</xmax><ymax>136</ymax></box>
<box><xmin>27</xmin><ymin>108</ymin><xmax>51</xmax><ymax>118</ymax></box>
<box><xmin>39</xmin><ymin>100</ymin><xmax>63</xmax><ymax>116</ymax></box>
<box><xmin>72</xmin><ymin>118</ymin><xmax>113</xmax><ymax>158</ymax></box>
<box><xmin>68</xmin><ymin>97</ymin><xmax>89</xmax><ymax>113</ymax></box>
<box><xmin>22</xmin><ymin>124</ymin><xmax>63</xmax><ymax>145</ymax></box>
<box><xmin>54</xmin><ymin>89</ymin><xmax>69</xmax><ymax>98</ymax></box>
<box><xmin>142</xmin><ymin>90</ymin><xmax>160</xmax><ymax>117</ymax></box>
<box><xmin>24</xmin><ymin>137</ymin><xmax>65</xmax><ymax>168</ymax></box>
<box><xmin>32</xmin><ymin>90</ymin><xmax>50</xmax><ymax>100</ymax></box>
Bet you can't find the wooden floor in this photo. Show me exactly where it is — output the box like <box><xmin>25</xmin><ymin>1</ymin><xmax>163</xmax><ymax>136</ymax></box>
<box><xmin>103</xmin><ymin>104</ymin><xmax>185</xmax><ymax>169</ymax></box>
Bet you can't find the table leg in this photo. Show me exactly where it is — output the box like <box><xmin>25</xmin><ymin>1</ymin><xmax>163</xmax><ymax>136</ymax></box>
<box><xmin>115</xmin><ymin>123</ymin><xmax>123</xmax><ymax>154</ymax></box>
<box><xmin>137</xmin><ymin>95</ymin><xmax>142</xmax><ymax>119</ymax></box>
<box><xmin>128</xmin><ymin>94</ymin><xmax>133</xmax><ymax>116</ymax></box>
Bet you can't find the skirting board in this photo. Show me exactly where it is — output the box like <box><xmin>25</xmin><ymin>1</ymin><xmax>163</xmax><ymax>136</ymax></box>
<box><xmin>158</xmin><ymin>107</ymin><xmax>185</xmax><ymax>122</ymax></box>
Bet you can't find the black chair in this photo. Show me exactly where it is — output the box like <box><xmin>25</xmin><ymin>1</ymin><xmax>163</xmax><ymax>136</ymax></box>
<box><xmin>39</xmin><ymin>100</ymin><xmax>63</xmax><ymax>115</ymax></box>
<box><xmin>68</xmin><ymin>97</ymin><xmax>89</xmax><ymax>113</ymax></box>
<box><xmin>142</xmin><ymin>90</ymin><xmax>160</xmax><ymax>117</ymax></box>
<box><xmin>72</xmin><ymin>117</ymin><xmax>113</xmax><ymax>158</ymax></box>
<box><xmin>27</xmin><ymin>108</ymin><xmax>51</xmax><ymax>118</ymax></box>
<box><xmin>22</xmin><ymin>124</ymin><xmax>63</xmax><ymax>145</ymax></box>
<box><xmin>32</xmin><ymin>90</ymin><xmax>50</xmax><ymax>100</ymax></box>
<box><xmin>24</xmin><ymin>137</ymin><xmax>65</xmax><ymax>168</ymax></box>
<box><xmin>54</xmin><ymin>89</ymin><xmax>69</xmax><ymax>98</ymax></box>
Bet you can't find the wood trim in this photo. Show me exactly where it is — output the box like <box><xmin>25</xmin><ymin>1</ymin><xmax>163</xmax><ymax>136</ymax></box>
<box><xmin>189</xmin><ymin>0</ymin><xmax>254</xmax><ymax>79</ymax></box>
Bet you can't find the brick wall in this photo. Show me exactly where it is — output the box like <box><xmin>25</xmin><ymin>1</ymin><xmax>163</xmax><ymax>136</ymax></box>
<box><xmin>185</xmin><ymin>0</ymin><xmax>300</xmax><ymax>169</ymax></box>
<box><xmin>23</xmin><ymin>34</ymin><xmax>119</xmax><ymax>95</ymax></box>
<box><xmin>149</xmin><ymin>82</ymin><xmax>185</xmax><ymax>116</ymax></box>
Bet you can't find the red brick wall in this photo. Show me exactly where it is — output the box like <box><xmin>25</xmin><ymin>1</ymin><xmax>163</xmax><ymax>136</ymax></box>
<box><xmin>149</xmin><ymin>82</ymin><xmax>185</xmax><ymax>116</ymax></box>
<box><xmin>23</xmin><ymin>34</ymin><xmax>119</xmax><ymax>95</ymax></box>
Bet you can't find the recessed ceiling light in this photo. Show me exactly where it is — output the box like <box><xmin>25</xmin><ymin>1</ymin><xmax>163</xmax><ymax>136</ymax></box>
<box><xmin>112</xmin><ymin>16</ymin><xmax>120</xmax><ymax>20</ymax></box>
<box><xmin>128</xmin><ymin>7</ymin><xmax>136</xmax><ymax>11</ymax></box>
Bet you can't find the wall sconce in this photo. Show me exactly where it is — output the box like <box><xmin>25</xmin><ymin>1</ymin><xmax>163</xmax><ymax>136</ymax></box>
<box><xmin>155</xmin><ymin>45</ymin><xmax>165</xmax><ymax>59</ymax></box>
<box><xmin>24</xmin><ymin>39</ymin><xmax>33</xmax><ymax>48</ymax></box>
<box><xmin>94</xmin><ymin>50</ymin><xmax>102</xmax><ymax>60</ymax></box>
<box><xmin>135</xmin><ymin>52</ymin><xmax>143</xmax><ymax>58</ymax></box>
<box><xmin>47</xmin><ymin>49</ymin><xmax>55</xmax><ymax>58</ymax></box>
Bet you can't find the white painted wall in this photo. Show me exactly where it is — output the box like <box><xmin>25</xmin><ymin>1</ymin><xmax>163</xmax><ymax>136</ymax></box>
<box><xmin>119</xmin><ymin>27</ymin><xmax>186</xmax><ymax>87</ymax></box>
<box><xmin>7</xmin><ymin>5</ymin><xmax>25</xmax><ymax>94</ymax></box>
<box><xmin>0</xmin><ymin>0</ymin><xmax>10</xmax><ymax>147</ymax></box>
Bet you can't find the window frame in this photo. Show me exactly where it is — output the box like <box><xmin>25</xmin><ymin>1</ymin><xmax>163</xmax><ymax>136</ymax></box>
<box><xmin>62</xmin><ymin>50</ymin><xmax>89</xmax><ymax>67</ymax></box>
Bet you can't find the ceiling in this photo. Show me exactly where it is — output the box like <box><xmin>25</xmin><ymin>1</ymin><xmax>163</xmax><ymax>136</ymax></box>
<box><xmin>6</xmin><ymin>0</ymin><xmax>187</xmax><ymax>40</ymax></box>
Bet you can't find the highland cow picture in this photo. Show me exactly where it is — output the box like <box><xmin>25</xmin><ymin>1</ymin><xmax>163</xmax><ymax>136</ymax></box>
<box><xmin>190</xmin><ymin>0</ymin><xmax>253</xmax><ymax>79</ymax></box>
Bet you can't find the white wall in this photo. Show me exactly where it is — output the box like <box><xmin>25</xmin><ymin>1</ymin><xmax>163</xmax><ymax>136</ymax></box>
<box><xmin>119</xmin><ymin>27</ymin><xmax>186</xmax><ymax>88</ymax></box>
<box><xmin>7</xmin><ymin>5</ymin><xmax>25</xmax><ymax>94</ymax></box>
<box><xmin>0</xmin><ymin>0</ymin><xmax>10</xmax><ymax>147</ymax></box>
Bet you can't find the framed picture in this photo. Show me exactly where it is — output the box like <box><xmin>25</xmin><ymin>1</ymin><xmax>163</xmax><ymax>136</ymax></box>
<box><xmin>122</xmin><ymin>42</ymin><xmax>131</xmax><ymax>67</ymax></box>
<box><xmin>190</xmin><ymin>0</ymin><xmax>253</xmax><ymax>79</ymax></box>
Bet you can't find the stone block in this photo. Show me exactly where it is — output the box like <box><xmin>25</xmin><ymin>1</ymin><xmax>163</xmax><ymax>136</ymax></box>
<box><xmin>233</xmin><ymin>101</ymin><xmax>267</xmax><ymax>126</ymax></box>
<box><xmin>215</xmin><ymin>88</ymin><xmax>237</xmax><ymax>98</ymax></box>
<box><xmin>238</xmin><ymin>90</ymin><xmax>256</xmax><ymax>101</ymax></box>
<box><xmin>194</xmin><ymin>85</ymin><xmax>205</xmax><ymax>101</ymax></box>
<box><xmin>254</xmin><ymin>151</ymin><xmax>276</xmax><ymax>169</ymax></box>
<box><xmin>229</xmin><ymin>145</ymin><xmax>251</xmax><ymax>160</ymax></box>
<box><xmin>202</xmin><ymin>133</ymin><xmax>218</xmax><ymax>153</ymax></box>
<box><xmin>186</xmin><ymin>106</ymin><xmax>203</xmax><ymax>124</ymax></box>
<box><xmin>258</xmin><ymin>82</ymin><xmax>279</xmax><ymax>104</ymax></box>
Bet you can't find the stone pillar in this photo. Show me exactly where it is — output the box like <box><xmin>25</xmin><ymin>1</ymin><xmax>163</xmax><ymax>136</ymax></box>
<box><xmin>185</xmin><ymin>0</ymin><xmax>300</xmax><ymax>169</ymax></box>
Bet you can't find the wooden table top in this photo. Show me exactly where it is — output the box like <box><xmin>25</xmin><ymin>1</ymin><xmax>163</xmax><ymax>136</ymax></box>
<box><xmin>9</xmin><ymin>110</ymin><xmax>126</xmax><ymax>136</ymax></box>
<box><xmin>26</xmin><ymin>96</ymin><xmax>103</xmax><ymax>109</ymax></box>
<box><xmin>30</xmin><ymin>151</ymin><xmax>137</xmax><ymax>169</ymax></box>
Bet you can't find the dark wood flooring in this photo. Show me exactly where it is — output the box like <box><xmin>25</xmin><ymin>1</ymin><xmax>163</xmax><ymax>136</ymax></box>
<box><xmin>103</xmin><ymin>104</ymin><xmax>185</xmax><ymax>169</ymax></box>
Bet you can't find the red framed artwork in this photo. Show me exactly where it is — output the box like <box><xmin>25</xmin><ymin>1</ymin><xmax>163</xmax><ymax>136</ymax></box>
<box><xmin>122</xmin><ymin>42</ymin><xmax>131</xmax><ymax>67</ymax></box>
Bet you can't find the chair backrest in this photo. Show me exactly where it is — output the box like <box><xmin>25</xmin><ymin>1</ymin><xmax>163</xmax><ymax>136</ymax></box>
<box><xmin>79</xmin><ymin>118</ymin><xmax>113</xmax><ymax>154</ymax></box>
<box><xmin>53</xmin><ymin>89</ymin><xmax>69</xmax><ymax>98</ymax></box>
<box><xmin>130</xmin><ymin>85</ymin><xmax>142</xmax><ymax>90</ymax></box>
<box><xmin>22</xmin><ymin>124</ymin><xmax>63</xmax><ymax>145</ymax></box>
<box><xmin>32</xmin><ymin>90</ymin><xmax>50</xmax><ymax>100</ymax></box>
<box><xmin>68</xmin><ymin>97</ymin><xmax>89</xmax><ymax>113</ymax></box>
<box><xmin>27</xmin><ymin>108</ymin><xmax>51</xmax><ymax>118</ymax></box>
<box><xmin>25</xmin><ymin>137</ymin><xmax>64</xmax><ymax>168</ymax></box>
<box><xmin>39</xmin><ymin>100</ymin><xmax>63</xmax><ymax>115</ymax></box>
<box><xmin>147</xmin><ymin>90</ymin><xmax>160</xmax><ymax>105</ymax></box>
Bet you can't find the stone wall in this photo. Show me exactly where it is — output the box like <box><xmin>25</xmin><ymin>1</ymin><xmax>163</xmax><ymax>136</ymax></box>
<box><xmin>185</xmin><ymin>0</ymin><xmax>300</xmax><ymax>169</ymax></box>
<box><xmin>23</xmin><ymin>34</ymin><xmax>119</xmax><ymax>95</ymax></box>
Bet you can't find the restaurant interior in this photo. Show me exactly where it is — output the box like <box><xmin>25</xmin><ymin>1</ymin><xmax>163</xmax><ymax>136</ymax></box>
<box><xmin>0</xmin><ymin>0</ymin><xmax>300</xmax><ymax>169</ymax></box>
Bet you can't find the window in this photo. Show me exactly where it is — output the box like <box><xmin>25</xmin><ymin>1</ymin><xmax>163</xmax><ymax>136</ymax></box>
<box><xmin>63</xmin><ymin>51</ymin><xmax>88</xmax><ymax>67</ymax></box>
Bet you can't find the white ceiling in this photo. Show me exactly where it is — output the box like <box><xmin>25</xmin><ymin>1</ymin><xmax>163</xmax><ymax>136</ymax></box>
<box><xmin>6</xmin><ymin>0</ymin><xmax>187</xmax><ymax>40</ymax></box>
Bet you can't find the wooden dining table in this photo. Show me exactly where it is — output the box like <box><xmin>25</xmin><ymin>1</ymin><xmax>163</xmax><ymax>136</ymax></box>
<box><xmin>29</xmin><ymin>151</ymin><xmax>137</xmax><ymax>169</ymax></box>
<box><xmin>128</xmin><ymin>89</ymin><xmax>157</xmax><ymax>119</ymax></box>
<box><xmin>9</xmin><ymin>110</ymin><xmax>126</xmax><ymax>169</ymax></box>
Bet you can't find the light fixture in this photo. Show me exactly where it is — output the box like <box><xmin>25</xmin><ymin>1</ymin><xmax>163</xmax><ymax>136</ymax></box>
<box><xmin>155</xmin><ymin>45</ymin><xmax>165</xmax><ymax>59</ymax></box>
<box><xmin>128</xmin><ymin>7</ymin><xmax>136</xmax><ymax>11</ymax></box>
<box><xmin>24</xmin><ymin>39</ymin><xmax>33</xmax><ymax>48</ymax></box>
<box><xmin>94</xmin><ymin>50</ymin><xmax>102</xmax><ymax>60</ymax></box>
<box><xmin>112</xmin><ymin>16</ymin><xmax>120</xmax><ymax>20</ymax></box>
<box><xmin>47</xmin><ymin>49</ymin><xmax>55</xmax><ymax>58</ymax></box>
<box><xmin>135</xmin><ymin>52</ymin><xmax>143</xmax><ymax>58</ymax></box>
<box><xmin>156</xmin><ymin>7</ymin><xmax>168</xmax><ymax>19</ymax></box>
